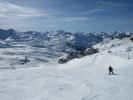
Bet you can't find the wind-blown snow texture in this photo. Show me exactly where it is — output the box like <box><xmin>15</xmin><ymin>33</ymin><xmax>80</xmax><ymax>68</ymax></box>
<box><xmin>0</xmin><ymin>29</ymin><xmax>133</xmax><ymax>100</ymax></box>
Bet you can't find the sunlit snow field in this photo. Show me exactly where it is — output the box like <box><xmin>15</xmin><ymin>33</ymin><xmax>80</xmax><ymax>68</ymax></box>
<box><xmin>0</xmin><ymin>38</ymin><xmax>133</xmax><ymax>100</ymax></box>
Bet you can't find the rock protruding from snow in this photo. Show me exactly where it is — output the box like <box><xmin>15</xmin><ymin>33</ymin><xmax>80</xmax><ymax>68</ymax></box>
<box><xmin>58</xmin><ymin>48</ymin><xmax>99</xmax><ymax>63</ymax></box>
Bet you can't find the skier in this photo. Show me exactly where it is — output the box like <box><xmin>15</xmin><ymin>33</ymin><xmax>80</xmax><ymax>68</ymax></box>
<box><xmin>108</xmin><ymin>66</ymin><xmax>114</xmax><ymax>75</ymax></box>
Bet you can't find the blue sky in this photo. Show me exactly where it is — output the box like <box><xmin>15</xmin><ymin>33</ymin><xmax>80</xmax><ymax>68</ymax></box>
<box><xmin>0</xmin><ymin>0</ymin><xmax>133</xmax><ymax>32</ymax></box>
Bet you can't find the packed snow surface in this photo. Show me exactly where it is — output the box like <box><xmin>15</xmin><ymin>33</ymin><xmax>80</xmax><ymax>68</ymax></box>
<box><xmin>0</xmin><ymin>38</ymin><xmax>133</xmax><ymax>100</ymax></box>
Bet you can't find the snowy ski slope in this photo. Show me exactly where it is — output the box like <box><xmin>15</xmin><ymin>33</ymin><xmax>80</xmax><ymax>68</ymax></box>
<box><xmin>0</xmin><ymin>38</ymin><xmax>133</xmax><ymax>100</ymax></box>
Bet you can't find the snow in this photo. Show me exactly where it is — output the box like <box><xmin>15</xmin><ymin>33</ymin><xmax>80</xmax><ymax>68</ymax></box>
<box><xmin>0</xmin><ymin>38</ymin><xmax>133</xmax><ymax>100</ymax></box>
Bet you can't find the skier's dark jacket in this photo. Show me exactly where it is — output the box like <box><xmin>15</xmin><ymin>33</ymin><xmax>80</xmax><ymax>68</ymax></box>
<box><xmin>109</xmin><ymin>66</ymin><xmax>113</xmax><ymax>72</ymax></box>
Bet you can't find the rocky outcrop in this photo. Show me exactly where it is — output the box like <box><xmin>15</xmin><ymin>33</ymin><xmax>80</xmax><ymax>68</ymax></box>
<box><xmin>130</xmin><ymin>37</ymin><xmax>133</xmax><ymax>42</ymax></box>
<box><xmin>58</xmin><ymin>48</ymin><xmax>99</xmax><ymax>63</ymax></box>
<box><xmin>19</xmin><ymin>57</ymin><xmax>30</xmax><ymax>64</ymax></box>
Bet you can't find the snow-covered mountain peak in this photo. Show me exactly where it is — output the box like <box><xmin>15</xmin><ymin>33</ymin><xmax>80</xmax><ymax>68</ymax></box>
<box><xmin>0</xmin><ymin>28</ymin><xmax>133</xmax><ymax>64</ymax></box>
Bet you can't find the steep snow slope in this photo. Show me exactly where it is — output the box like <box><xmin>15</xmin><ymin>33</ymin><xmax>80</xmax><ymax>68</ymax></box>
<box><xmin>0</xmin><ymin>38</ymin><xmax>133</xmax><ymax>100</ymax></box>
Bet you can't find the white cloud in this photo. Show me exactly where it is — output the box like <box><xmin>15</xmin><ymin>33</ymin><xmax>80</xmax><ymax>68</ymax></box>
<box><xmin>85</xmin><ymin>8</ymin><xmax>124</xmax><ymax>14</ymax></box>
<box><xmin>84</xmin><ymin>1</ymin><xmax>126</xmax><ymax>15</ymax></box>
<box><xmin>0</xmin><ymin>1</ymin><xmax>48</xmax><ymax>18</ymax></box>
<box><xmin>64</xmin><ymin>17</ymin><xmax>87</xmax><ymax>22</ymax></box>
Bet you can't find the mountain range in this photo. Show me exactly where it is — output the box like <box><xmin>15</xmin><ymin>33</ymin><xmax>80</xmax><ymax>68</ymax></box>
<box><xmin>0</xmin><ymin>29</ymin><xmax>133</xmax><ymax>63</ymax></box>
